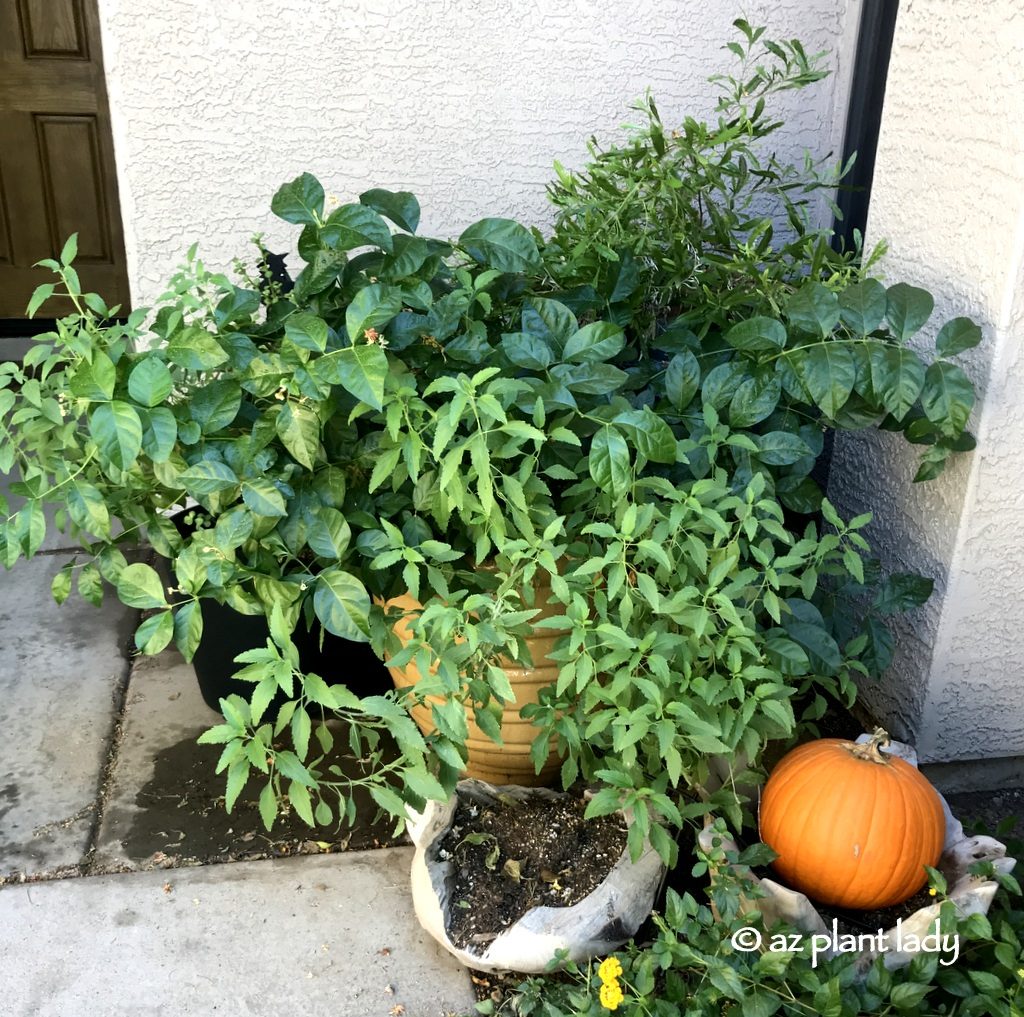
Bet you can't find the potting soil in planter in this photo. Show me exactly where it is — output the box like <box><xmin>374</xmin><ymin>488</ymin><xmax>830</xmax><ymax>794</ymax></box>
<box><xmin>437</xmin><ymin>794</ymin><xmax>627</xmax><ymax>951</ymax></box>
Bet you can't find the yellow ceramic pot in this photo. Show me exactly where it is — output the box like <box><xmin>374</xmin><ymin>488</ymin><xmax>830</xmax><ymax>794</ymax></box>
<box><xmin>381</xmin><ymin>576</ymin><xmax>564</xmax><ymax>786</ymax></box>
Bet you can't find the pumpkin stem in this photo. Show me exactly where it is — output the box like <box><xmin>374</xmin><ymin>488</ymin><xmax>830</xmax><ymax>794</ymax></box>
<box><xmin>845</xmin><ymin>727</ymin><xmax>892</xmax><ymax>764</ymax></box>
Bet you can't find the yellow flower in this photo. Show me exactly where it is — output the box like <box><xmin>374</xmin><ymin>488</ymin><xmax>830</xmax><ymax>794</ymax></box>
<box><xmin>929</xmin><ymin>887</ymin><xmax>938</xmax><ymax>896</ymax></box>
<box><xmin>599</xmin><ymin>980</ymin><xmax>624</xmax><ymax>1011</ymax></box>
<box><xmin>598</xmin><ymin>957</ymin><xmax>623</xmax><ymax>983</ymax></box>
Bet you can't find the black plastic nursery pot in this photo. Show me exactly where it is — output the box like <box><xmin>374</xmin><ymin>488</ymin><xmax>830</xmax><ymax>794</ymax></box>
<box><xmin>190</xmin><ymin>596</ymin><xmax>391</xmax><ymax>713</ymax></box>
<box><xmin>167</xmin><ymin>510</ymin><xmax>391</xmax><ymax>713</ymax></box>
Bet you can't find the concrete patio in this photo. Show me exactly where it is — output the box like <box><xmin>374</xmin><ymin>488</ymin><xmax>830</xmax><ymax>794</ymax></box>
<box><xmin>0</xmin><ymin>490</ymin><xmax>476</xmax><ymax>1017</ymax></box>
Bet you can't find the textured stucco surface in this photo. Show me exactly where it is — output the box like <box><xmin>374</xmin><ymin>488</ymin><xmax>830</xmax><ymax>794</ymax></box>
<box><xmin>829</xmin><ymin>2</ymin><xmax>1024</xmax><ymax>763</ymax></box>
<box><xmin>95</xmin><ymin>0</ymin><xmax>856</xmax><ymax>306</ymax></box>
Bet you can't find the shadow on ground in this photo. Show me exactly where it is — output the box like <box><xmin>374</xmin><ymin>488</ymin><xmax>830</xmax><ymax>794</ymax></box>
<box><xmin>111</xmin><ymin>723</ymin><xmax>406</xmax><ymax>869</ymax></box>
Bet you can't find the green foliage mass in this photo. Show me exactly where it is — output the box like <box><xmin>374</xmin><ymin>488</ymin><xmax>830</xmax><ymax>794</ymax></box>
<box><xmin>0</xmin><ymin>20</ymin><xmax>1002</xmax><ymax>1013</ymax></box>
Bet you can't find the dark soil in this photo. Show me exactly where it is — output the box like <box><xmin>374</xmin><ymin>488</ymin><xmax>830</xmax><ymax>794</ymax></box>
<box><xmin>438</xmin><ymin>794</ymin><xmax>627</xmax><ymax>952</ymax></box>
<box><xmin>816</xmin><ymin>884</ymin><xmax>938</xmax><ymax>940</ymax></box>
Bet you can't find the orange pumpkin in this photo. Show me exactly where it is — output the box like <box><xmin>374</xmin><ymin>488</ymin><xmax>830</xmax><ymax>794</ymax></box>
<box><xmin>759</xmin><ymin>729</ymin><xmax>946</xmax><ymax>909</ymax></box>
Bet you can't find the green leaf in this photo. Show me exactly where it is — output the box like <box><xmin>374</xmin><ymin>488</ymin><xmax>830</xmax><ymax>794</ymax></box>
<box><xmin>921</xmin><ymin>361</ymin><xmax>975</xmax><ymax>436</ymax></box>
<box><xmin>275</xmin><ymin>401</ymin><xmax>320</xmax><ymax>468</ymax></box>
<box><xmin>869</xmin><ymin>344</ymin><xmax>926</xmax><ymax>420</ymax></box>
<box><xmin>785</xmin><ymin>621</ymin><xmax>841</xmax><ymax>672</ymax></box>
<box><xmin>935</xmin><ymin>316</ymin><xmax>982</xmax><ymax>358</ymax></box>
<box><xmin>306</xmin><ymin>506</ymin><xmax>350</xmax><ymax>558</ymax></box>
<box><xmin>27</xmin><ymin>283</ymin><xmax>55</xmax><ymax>318</ymax></box>
<box><xmin>89</xmin><ymin>401</ymin><xmax>143</xmax><ymax>470</ymax></box>
<box><xmin>140</xmin><ymin>407</ymin><xmax>177</xmax><ymax>462</ymax></box>
<box><xmin>886</xmin><ymin>283</ymin><xmax>934</xmax><ymax>341</ymax></box>
<box><xmin>359</xmin><ymin>188</ymin><xmax>420</xmax><ymax>233</ymax></box>
<box><xmin>13</xmin><ymin>501</ymin><xmax>45</xmax><ymax>557</ymax></box>
<box><xmin>292</xmin><ymin>249</ymin><xmax>347</xmax><ymax>301</ymax></box>
<box><xmin>665</xmin><ymin>350</ymin><xmax>700</xmax><ymax>410</ymax></box>
<box><xmin>787</xmin><ymin>282</ymin><xmax>840</xmax><ymax>335</ymax></box>
<box><xmin>862</xmin><ymin>615</ymin><xmax>895</xmax><ymax>674</ymax></box>
<box><xmin>167</xmin><ymin>327</ymin><xmax>228</xmax><ymax>371</ymax></box>
<box><xmin>370</xmin><ymin>784</ymin><xmax>406</xmax><ymax>819</ymax></box>
<box><xmin>701</xmin><ymin>362</ymin><xmax>744</xmax><ymax>408</ymax></box>
<box><xmin>128</xmin><ymin>357</ymin><xmax>172</xmax><ymax>407</ymax></box>
<box><xmin>214</xmin><ymin>507</ymin><xmax>254</xmax><ymax>551</ymax></box>
<box><xmin>60</xmin><ymin>233</ymin><xmax>78</xmax><ymax>266</ymax></box>
<box><xmin>967</xmin><ymin>970</ymin><xmax>1003</xmax><ymax>995</ymax></box>
<box><xmin>179</xmin><ymin>460</ymin><xmax>239</xmax><ymax>495</ymax></box>
<box><xmin>51</xmin><ymin>565</ymin><xmax>73</xmax><ymax>605</ymax></box>
<box><xmin>173</xmin><ymin>601</ymin><xmax>204</xmax><ymax>661</ymax></box>
<box><xmin>135</xmin><ymin>610</ymin><xmax>175</xmax><ymax>654</ymax></box>
<box><xmin>284</xmin><ymin>312</ymin><xmax>329</xmax><ymax>353</ymax></box>
<box><xmin>321</xmin><ymin>203</ymin><xmax>393</xmax><ymax>253</ymax></box>
<box><xmin>790</xmin><ymin>344</ymin><xmax>856</xmax><ymax>418</ymax></box>
<box><xmin>345</xmin><ymin>283</ymin><xmax>402</xmax><ymax>342</ymax></box>
<box><xmin>562</xmin><ymin>321</ymin><xmax>625</xmax><ymax>363</ymax></box>
<box><xmin>741</xmin><ymin>990</ymin><xmax>781</xmax><ymax>1017</ymax></box>
<box><xmin>258</xmin><ymin>782</ymin><xmax>278</xmax><ymax>831</ymax></box>
<box><xmin>729</xmin><ymin>371</ymin><xmax>781</xmax><ymax>428</ymax></box>
<box><xmin>67</xmin><ymin>483</ymin><xmax>111</xmax><ymax>535</ymax></box>
<box><xmin>589</xmin><ymin>427</ymin><xmax>631</xmax><ymax>500</ymax></box>
<box><xmin>459</xmin><ymin>218</ymin><xmax>540</xmax><ymax>274</ymax></box>
<box><xmin>189</xmin><ymin>380</ymin><xmax>241</xmax><ymax>434</ymax></box>
<box><xmin>522</xmin><ymin>298</ymin><xmax>577</xmax><ymax>347</ymax></box>
<box><xmin>288</xmin><ymin>781</ymin><xmax>315</xmax><ymax>826</ymax></box>
<box><xmin>838</xmin><ymin>278</ymin><xmax>887</xmax><ymax>334</ymax></box>
<box><xmin>501</xmin><ymin>332</ymin><xmax>553</xmax><ymax>370</ymax></box>
<box><xmin>874</xmin><ymin>573</ymin><xmax>934</xmax><ymax>615</ymax></box>
<box><xmin>213</xmin><ymin>286</ymin><xmax>259</xmax><ymax>327</ymax></box>
<box><xmin>270</xmin><ymin>172</ymin><xmax>325</xmax><ymax>226</ymax></box>
<box><xmin>70</xmin><ymin>351</ymin><xmax>116</xmax><ymax>401</ymax></box>
<box><xmin>313</xmin><ymin>568</ymin><xmax>371</xmax><ymax>642</ymax></box>
<box><xmin>242</xmin><ymin>478</ymin><xmax>288</xmax><ymax>518</ymax></box>
<box><xmin>404</xmin><ymin>767</ymin><xmax>448</xmax><ymax>802</ymax></box>
<box><xmin>318</xmin><ymin>343</ymin><xmax>389</xmax><ymax>410</ymax></box>
<box><xmin>78</xmin><ymin>563</ymin><xmax>104</xmax><ymax>607</ymax></box>
<box><xmin>723</xmin><ymin>316</ymin><xmax>786</xmax><ymax>352</ymax></box>
<box><xmin>116</xmin><ymin>562</ymin><xmax>168</xmax><ymax>609</ymax></box>
<box><xmin>754</xmin><ymin>431</ymin><xmax>811</xmax><ymax>466</ymax></box>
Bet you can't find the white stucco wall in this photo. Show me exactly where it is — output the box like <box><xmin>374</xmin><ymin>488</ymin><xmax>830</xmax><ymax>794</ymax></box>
<box><xmin>828</xmin><ymin>1</ymin><xmax>1024</xmax><ymax>765</ymax></box>
<box><xmin>95</xmin><ymin>0</ymin><xmax>856</xmax><ymax>306</ymax></box>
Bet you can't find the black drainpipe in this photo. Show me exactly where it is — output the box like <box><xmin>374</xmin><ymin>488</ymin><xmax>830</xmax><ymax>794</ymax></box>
<box><xmin>815</xmin><ymin>0</ymin><xmax>899</xmax><ymax>496</ymax></box>
<box><xmin>832</xmin><ymin>0</ymin><xmax>900</xmax><ymax>252</ymax></box>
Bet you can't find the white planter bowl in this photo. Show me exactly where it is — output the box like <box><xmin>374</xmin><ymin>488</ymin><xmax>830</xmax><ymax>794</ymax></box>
<box><xmin>407</xmin><ymin>779</ymin><xmax>667</xmax><ymax>974</ymax></box>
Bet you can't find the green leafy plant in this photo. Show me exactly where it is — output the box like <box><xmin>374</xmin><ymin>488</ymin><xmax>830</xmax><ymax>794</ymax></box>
<box><xmin>542</xmin><ymin>22</ymin><xmax>980</xmax><ymax>501</ymax></box>
<box><xmin>484</xmin><ymin>824</ymin><xmax>1024</xmax><ymax>1017</ymax></box>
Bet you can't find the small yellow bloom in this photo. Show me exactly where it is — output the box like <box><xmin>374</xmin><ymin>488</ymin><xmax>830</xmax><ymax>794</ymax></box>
<box><xmin>929</xmin><ymin>887</ymin><xmax>938</xmax><ymax>896</ymax></box>
<box><xmin>598</xmin><ymin>957</ymin><xmax>623</xmax><ymax>983</ymax></box>
<box><xmin>599</xmin><ymin>980</ymin><xmax>624</xmax><ymax>1011</ymax></box>
<box><xmin>1017</xmin><ymin>967</ymin><xmax>1024</xmax><ymax>979</ymax></box>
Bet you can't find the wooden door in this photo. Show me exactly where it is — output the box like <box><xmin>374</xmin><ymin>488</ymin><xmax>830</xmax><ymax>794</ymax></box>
<box><xmin>0</xmin><ymin>0</ymin><xmax>130</xmax><ymax>319</ymax></box>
